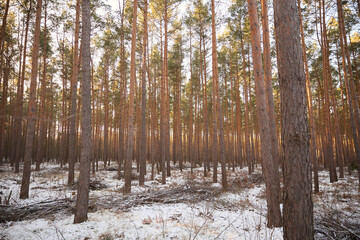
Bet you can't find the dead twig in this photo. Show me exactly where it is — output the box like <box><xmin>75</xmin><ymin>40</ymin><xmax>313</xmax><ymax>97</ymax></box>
<box><xmin>315</xmin><ymin>212</ymin><xmax>360</xmax><ymax>240</ymax></box>
<box><xmin>214</xmin><ymin>213</ymin><xmax>242</xmax><ymax>240</ymax></box>
<box><xmin>0</xmin><ymin>198</ymin><xmax>74</xmax><ymax>223</ymax></box>
<box><xmin>96</xmin><ymin>183</ymin><xmax>222</xmax><ymax>211</ymax></box>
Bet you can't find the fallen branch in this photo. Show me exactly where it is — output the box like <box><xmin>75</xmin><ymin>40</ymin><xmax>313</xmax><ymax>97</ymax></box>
<box><xmin>315</xmin><ymin>212</ymin><xmax>360</xmax><ymax>240</ymax></box>
<box><xmin>0</xmin><ymin>198</ymin><xmax>74</xmax><ymax>223</ymax></box>
<box><xmin>95</xmin><ymin>183</ymin><xmax>222</xmax><ymax>211</ymax></box>
<box><xmin>0</xmin><ymin>183</ymin><xmax>221</xmax><ymax>223</ymax></box>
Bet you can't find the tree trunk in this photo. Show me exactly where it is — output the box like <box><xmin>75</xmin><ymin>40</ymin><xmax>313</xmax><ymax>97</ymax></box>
<box><xmin>247</xmin><ymin>0</ymin><xmax>282</xmax><ymax>227</ymax></box>
<box><xmin>13</xmin><ymin>0</ymin><xmax>32</xmax><ymax>173</ymax></box>
<box><xmin>150</xmin><ymin>62</ymin><xmax>157</xmax><ymax>180</ymax></box>
<box><xmin>117</xmin><ymin>0</ymin><xmax>126</xmax><ymax>180</ymax></box>
<box><xmin>240</xmin><ymin>19</ymin><xmax>252</xmax><ymax>174</ymax></box>
<box><xmin>177</xmin><ymin>50</ymin><xmax>183</xmax><ymax>171</ymax></box>
<box><xmin>261</xmin><ymin>0</ymin><xmax>280</xmax><ymax>173</ymax></box>
<box><xmin>68</xmin><ymin>0</ymin><xmax>81</xmax><ymax>185</ymax></box>
<box><xmin>200</xmin><ymin>27</ymin><xmax>209</xmax><ymax>177</ymax></box>
<box><xmin>36</xmin><ymin>1</ymin><xmax>48</xmax><ymax>171</ymax></box>
<box><xmin>0</xmin><ymin>55</ymin><xmax>9</xmax><ymax>165</ymax></box>
<box><xmin>188</xmin><ymin>25</ymin><xmax>194</xmax><ymax>177</ymax></box>
<box><xmin>211</xmin><ymin>0</ymin><xmax>227</xmax><ymax>190</ymax></box>
<box><xmin>160</xmin><ymin>14</ymin><xmax>167</xmax><ymax>184</ymax></box>
<box><xmin>298</xmin><ymin>0</ymin><xmax>319</xmax><ymax>193</ymax></box>
<box><xmin>164</xmin><ymin>0</ymin><xmax>171</xmax><ymax>178</ymax></box>
<box><xmin>320</xmin><ymin>0</ymin><xmax>337</xmax><ymax>183</ymax></box>
<box><xmin>124</xmin><ymin>0</ymin><xmax>138</xmax><ymax>193</ymax></box>
<box><xmin>74</xmin><ymin>0</ymin><xmax>92</xmax><ymax>223</ymax></box>
<box><xmin>20</xmin><ymin>0</ymin><xmax>43</xmax><ymax>199</ymax></box>
<box><xmin>336</xmin><ymin>0</ymin><xmax>360</xmax><ymax>191</ymax></box>
<box><xmin>139</xmin><ymin>0</ymin><xmax>148</xmax><ymax>186</ymax></box>
<box><xmin>274</xmin><ymin>0</ymin><xmax>314</xmax><ymax>237</ymax></box>
<box><xmin>234</xmin><ymin>52</ymin><xmax>242</xmax><ymax>170</ymax></box>
<box><xmin>10</xmin><ymin>14</ymin><xmax>25</xmax><ymax>167</ymax></box>
<box><xmin>0</xmin><ymin>0</ymin><xmax>10</xmax><ymax>88</ymax></box>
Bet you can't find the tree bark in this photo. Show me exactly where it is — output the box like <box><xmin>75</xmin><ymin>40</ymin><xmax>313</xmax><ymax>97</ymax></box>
<box><xmin>20</xmin><ymin>0</ymin><xmax>43</xmax><ymax>199</ymax></box>
<box><xmin>139</xmin><ymin>0</ymin><xmax>148</xmax><ymax>186</ymax></box>
<box><xmin>247</xmin><ymin>0</ymin><xmax>282</xmax><ymax>227</ymax></box>
<box><xmin>10</xmin><ymin>13</ymin><xmax>25</xmax><ymax>167</ymax></box>
<box><xmin>13</xmin><ymin>0</ymin><xmax>32</xmax><ymax>173</ymax></box>
<box><xmin>298</xmin><ymin>0</ymin><xmax>319</xmax><ymax>193</ymax></box>
<box><xmin>240</xmin><ymin>19</ymin><xmax>252</xmax><ymax>174</ymax></box>
<box><xmin>117</xmin><ymin>0</ymin><xmax>126</xmax><ymax>180</ymax></box>
<box><xmin>0</xmin><ymin>53</ymin><xmax>10</xmax><ymax>165</ymax></box>
<box><xmin>274</xmin><ymin>0</ymin><xmax>314</xmax><ymax>237</ymax></box>
<box><xmin>68</xmin><ymin>0</ymin><xmax>81</xmax><ymax>184</ymax></box>
<box><xmin>36</xmin><ymin>1</ymin><xmax>48</xmax><ymax>171</ymax></box>
<box><xmin>164</xmin><ymin>0</ymin><xmax>171</xmax><ymax>178</ymax></box>
<box><xmin>320</xmin><ymin>0</ymin><xmax>337</xmax><ymax>183</ymax></box>
<box><xmin>211</xmin><ymin>0</ymin><xmax>227</xmax><ymax>190</ymax></box>
<box><xmin>188</xmin><ymin>25</ymin><xmax>194</xmax><ymax>177</ymax></box>
<box><xmin>336</xmin><ymin>0</ymin><xmax>360</xmax><ymax>190</ymax></box>
<box><xmin>160</xmin><ymin>15</ymin><xmax>167</xmax><ymax>183</ymax></box>
<box><xmin>200</xmin><ymin>26</ymin><xmax>209</xmax><ymax>177</ymax></box>
<box><xmin>0</xmin><ymin>0</ymin><xmax>10</xmax><ymax>88</ymax></box>
<box><xmin>261</xmin><ymin>0</ymin><xmax>280</xmax><ymax>173</ymax></box>
<box><xmin>177</xmin><ymin>48</ymin><xmax>183</xmax><ymax>171</ymax></box>
<box><xmin>74</xmin><ymin>0</ymin><xmax>92</xmax><ymax>224</ymax></box>
<box><xmin>124</xmin><ymin>0</ymin><xmax>138</xmax><ymax>193</ymax></box>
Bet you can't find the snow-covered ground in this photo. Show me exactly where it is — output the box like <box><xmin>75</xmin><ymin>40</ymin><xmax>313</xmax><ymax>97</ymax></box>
<box><xmin>0</xmin><ymin>162</ymin><xmax>359</xmax><ymax>240</ymax></box>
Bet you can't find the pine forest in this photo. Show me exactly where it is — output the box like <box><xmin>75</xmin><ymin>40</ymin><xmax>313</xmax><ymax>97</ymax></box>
<box><xmin>0</xmin><ymin>0</ymin><xmax>360</xmax><ymax>239</ymax></box>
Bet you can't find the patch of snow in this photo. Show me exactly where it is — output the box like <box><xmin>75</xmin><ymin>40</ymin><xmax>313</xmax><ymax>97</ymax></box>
<box><xmin>1</xmin><ymin>163</ymin><xmax>359</xmax><ymax>239</ymax></box>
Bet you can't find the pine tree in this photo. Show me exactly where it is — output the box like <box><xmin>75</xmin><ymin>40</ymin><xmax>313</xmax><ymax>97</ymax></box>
<box><xmin>247</xmin><ymin>0</ymin><xmax>282</xmax><ymax>227</ymax></box>
<box><xmin>68</xmin><ymin>0</ymin><xmax>81</xmax><ymax>185</ymax></box>
<box><xmin>20</xmin><ymin>0</ymin><xmax>43</xmax><ymax>199</ymax></box>
<box><xmin>274</xmin><ymin>0</ymin><xmax>314</xmax><ymax>237</ymax></box>
<box><xmin>124</xmin><ymin>0</ymin><xmax>139</xmax><ymax>193</ymax></box>
<box><xmin>74</xmin><ymin>0</ymin><xmax>92</xmax><ymax>224</ymax></box>
<box><xmin>139</xmin><ymin>0</ymin><xmax>148</xmax><ymax>186</ymax></box>
<box><xmin>211</xmin><ymin>0</ymin><xmax>227</xmax><ymax>190</ymax></box>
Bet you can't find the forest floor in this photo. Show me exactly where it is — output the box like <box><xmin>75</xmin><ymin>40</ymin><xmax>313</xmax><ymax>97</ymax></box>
<box><xmin>0</xmin><ymin>161</ymin><xmax>359</xmax><ymax>240</ymax></box>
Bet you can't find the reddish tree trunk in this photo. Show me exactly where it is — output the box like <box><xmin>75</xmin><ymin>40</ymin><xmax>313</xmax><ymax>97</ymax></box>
<box><xmin>124</xmin><ymin>0</ymin><xmax>138</xmax><ymax>193</ymax></box>
<box><xmin>247</xmin><ymin>0</ymin><xmax>282</xmax><ymax>227</ymax></box>
<box><xmin>139</xmin><ymin>0</ymin><xmax>148</xmax><ymax>186</ymax></box>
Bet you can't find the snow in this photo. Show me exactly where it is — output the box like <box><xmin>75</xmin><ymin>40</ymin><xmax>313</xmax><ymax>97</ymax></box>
<box><xmin>2</xmin><ymin>203</ymin><xmax>281</xmax><ymax>240</ymax></box>
<box><xmin>1</xmin><ymin>162</ymin><xmax>359</xmax><ymax>240</ymax></box>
